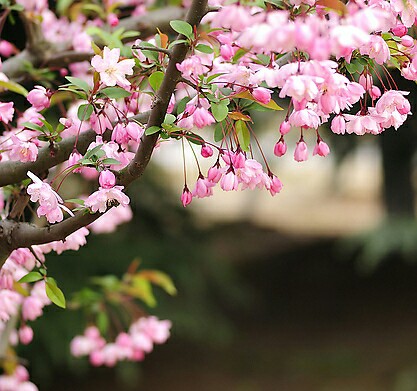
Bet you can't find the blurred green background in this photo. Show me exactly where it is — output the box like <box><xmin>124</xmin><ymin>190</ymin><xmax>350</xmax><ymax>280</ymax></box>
<box><xmin>21</xmin><ymin>93</ymin><xmax>417</xmax><ymax>390</ymax></box>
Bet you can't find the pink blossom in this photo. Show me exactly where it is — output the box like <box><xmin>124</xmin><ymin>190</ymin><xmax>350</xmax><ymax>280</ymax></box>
<box><xmin>9</xmin><ymin>136</ymin><xmax>38</xmax><ymax>162</ymax></box>
<box><xmin>192</xmin><ymin>107</ymin><xmax>215</xmax><ymax>129</ymax></box>
<box><xmin>252</xmin><ymin>87</ymin><xmax>272</xmax><ymax>104</ymax></box>
<box><xmin>0</xmin><ymin>290</ymin><xmax>21</xmax><ymax>321</ymax></box>
<box><xmin>181</xmin><ymin>186</ymin><xmax>192</xmax><ymax>207</ymax></box>
<box><xmin>331</xmin><ymin>115</ymin><xmax>346</xmax><ymax>134</ymax></box>
<box><xmin>19</xmin><ymin>325</ymin><xmax>34</xmax><ymax>345</ymax></box>
<box><xmin>207</xmin><ymin>166</ymin><xmax>222</xmax><ymax>183</ymax></box>
<box><xmin>201</xmin><ymin>144</ymin><xmax>213</xmax><ymax>158</ymax></box>
<box><xmin>401</xmin><ymin>35</ymin><xmax>414</xmax><ymax>47</ymax></box>
<box><xmin>359</xmin><ymin>35</ymin><xmax>390</xmax><ymax>65</ymax></box>
<box><xmin>99</xmin><ymin>170</ymin><xmax>116</xmax><ymax>189</ymax></box>
<box><xmin>0</xmin><ymin>102</ymin><xmax>14</xmax><ymax>123</ymax></box>
<box><xmin>294</xmin><ymin>139</ymin><xmax>308</xmax><ymax>162</ymax></box>
<box><xmin>91</xmin><ymin>47</ymin><xmax>135</xmax><ymax>88</ymax></box>
<box><xmin>279</xmin><ymin>121</ymin><xmax>291</xmax><ymax>135</ymax></box>
<box><xmin>22</xmin><ymin>296</ymin><xmax>43</xmax><ymax>321</ymax></box>
<box><xmin>313</xmin><ymin>140</ymin><xmax>330</xmax><ymax>157</ymax></box>
<box><xmin>107</xmin><ymin>13</ymin><xmax>119</xmax><ymax>27</ymax></box>
<box><xmin>132</xmin><ymin>316</ymin><xmax>172</xmax><ymax>344</ymax></box>
<box><xmin>193</xmin><ymin>177</ymin><xmax>214</xmax><ymax>198</ymax></box>
<box><xmin>85</xmin><ymin>186</ymin><xmax>130</xmax><ymax>213</ymax></box>
<box><xmin>289</xmin><ymin>109</ymin><xmax>320</xmax><ymax>129</ymax></box>
<box><xmin>0</xmin><ymin>40</ymin><xmax>17</xmax><ymax>57</ymax></box>
<box><xmin>27</xmin><ymin>86</ymin><xmax>51</xmax><ymax>111</ymax></box>
<box><xmin>27</xmin><ymin>171</ymin><xmax>74</xmax><ymax>223</ymax></box>
<box><xmin>274</xmin><ymin>138</ymin><xmax>287</xmax><ymax>157</ymax></box>
<box><xmin>220</xmin><ymin>170</ymin><xmax>239</xmax><ymax>191</ymax></box>
<box><xmin>266</xmin><ymin>174</ymin><xmax>283</xmax><ymax>196</ymax></box>
<box><xmin>392</xmin><ymin>24</ymin><xmax>408</xmax><ymax>37</ymax></box>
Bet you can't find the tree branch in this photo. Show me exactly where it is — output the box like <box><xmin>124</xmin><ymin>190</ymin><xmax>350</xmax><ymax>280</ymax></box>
<box><xmin>0</xmin><ymin>0</ymin><xmax>209</xmax><ymax>266</ymax></box>
<box><xmin>0</xmin><ymin>112</ymin><xmax>150</xmax><ymax>188</ymax></box>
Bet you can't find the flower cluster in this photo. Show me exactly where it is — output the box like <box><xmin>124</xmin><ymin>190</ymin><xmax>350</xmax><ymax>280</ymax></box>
<box><xmin>70</xmin><ymin>317</ymin><xmax>172</xmax><ymax>367</ymax></box>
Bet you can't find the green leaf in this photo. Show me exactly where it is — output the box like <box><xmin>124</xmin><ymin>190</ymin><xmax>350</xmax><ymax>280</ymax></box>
<box><xmin>167</xmin><ymin>39</ymin><xmax>188</xmax><ymax>50</ymax></box>
<box><xmin>256</xmin><ymin>53</ymin><xmax>270</xmax><ymax>66</ymax></box>
<box><xmin>211</xmin><ymin>102</ymin><xmax>229</xmax><ymax>122</ymax></box>
<box><xmin>149</xmin><ymin>71</ymin><xmax>164</xmax><ymax>91</ymax></box>
<box><xmin>0</xmin><ymin>80</ymin><xmax>28</xmax><ymax>97</ymax></box>
<box><xmin>232</xmin><ymin>48</ymin><xmax>248</xmax><ymax>63</ymax></box>
<box><xmin>138</xmin><ymin>270</ymin><xmax>177</xmax><ymax>296</ymax></box>
<box><xmin>164</xmin><ymin>113</ymin><xmax>176</xmax><ymax>124</ymax></box>
<box><xmin>170</xmin><ymin>20</ymin><xmax>193</xmax><ymax>38</ymax></box>
<box><xmin>65</xmin><ymin>76</ymin><xmax>90</xmax><ymax>93</ymax></box>
<box><xmin>19</xmin><ymin>272</ymin><xmax>43</xmax><ymax>283</ymax></box>
<box><xmin>195</xmin><ymin>44</ymin><xmax>213</xmax><ymax>54</ymax></box>
<box><xmin>101</xmin><ymin>158</ymin><xmax>121</xmax><ymax>165</ymax></box>
<box><xmin>236</xmin><ymin>120</ymin><xmax>250</xmax><ymax>152</ymax></box>
<box><xmin>45</xmin><ymin>278</ymin><xmax>66</xmax><ymax>309</ymax></box>
<box><xmin>206</xmin><ymin>73</ymin><xmax>226</xmax><ymax>84</ymax></box>
<box><xmin>130</xmin><ymin>277</ymin><xmax>157</xmax><ymax>307</ymax></box>
<box><xmin>77</xmin><ymin>104</ymin><xmax>94</xmax><ymax>121</ymax></box>
<box><xmin>214</xmin><ymin>122</ymin><xmax>226</xmax><ymax>142</ymax></box>
<box><xmin>186</xmin><ymin>132</ymin><xmax>205</xmax><ymax>146</ymax></box>
<box><xmin>84</xmin><ymin>144</ymin><xmax>103</xmax><ymax>159</ymax></box>
<box><xmin>21</xmin><ymin>122</ymin><xmax>44</xmax><ymax>133</ymax></box>
<box><xmin>100</xmin><ymin>86</ymin><xmax>131</xmax><ymax>99</ymax></box>
<box><xmin>177</xmin><ymin>96</ymin><xmax>191</xmax><ymax>114</ymax></box>
<box><xmin>145</xmin><ymin>126</ymin><xmax>161</xmax><ymax>135</ymax></box>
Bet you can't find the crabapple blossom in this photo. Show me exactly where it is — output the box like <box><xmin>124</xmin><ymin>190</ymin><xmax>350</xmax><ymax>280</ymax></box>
<box><xmin>294</xmin><ymin>140</ymin><xmax>309</xmax><ymax>162</ymax></box>
<box><xmin>1</xmin><ymin>0</ymin><xmax>417</xmax><ymax>387</ymax></box>
<box><xmin>274</xmin><ymin>138</ymin><xmax>287</xmax><ymax>157</ymax></box>
<box><xmin>181</xmin><ymin>186</ymin><xmax>193</xmax><ymax>207</ymax></box>
<box><xmin>85</xmin><ymin>186</ymin><xmax>130</xmax><ymax>213</ymax></box>
<box><xmin>27</xmin><ymin>86</ymin><xmax>51</xmax><ymax>111</ymax></box>
<box><xmin>91</xmin><ymin>47</ymin><xmax>135</xmax><ymax>87</ymax></box>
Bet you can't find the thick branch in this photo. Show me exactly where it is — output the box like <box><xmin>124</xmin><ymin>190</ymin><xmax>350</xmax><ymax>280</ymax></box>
<box><xmin>0</xmin><ymin>112</ymin><xmax>150</xmax><ymax>188</ymax></box>
<box><xmin>119</xmin><ymin>0</ymin><xmax>209</xmax><ymax>186</ymax></box>
<box><xmin>0</xmin><ymin>0</ymin><xmax>209</xmax><ymax>264</ymax></box>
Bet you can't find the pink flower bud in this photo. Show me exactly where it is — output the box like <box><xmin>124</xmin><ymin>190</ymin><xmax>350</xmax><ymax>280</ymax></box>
<box><xmin>268</xmin><ymin>175</ymin><xmax>283</xmax><ymax>196</ymax></box>
<box><xmin>0</xmin><ymin>40</ymin><xmax>16</xmax><ymax>57</ymax></box>
<box><xmin>19</xmin><ymin>325</ymin><xmax>34</xmax><ymax>345</ymax></box>
<box><xmin>181</xmin><ymin>186</ymin><xmax>192</xmax><ymax>207</ymax></box>
<box><xmin>401</xmin><ymin>35</ymin><xmax>414</xmax><ymax>47</ymax></box>
<box><xmin>27</xmin><ymin>86</ymin><xmax>50</xmax><ymax>111</ymax></box>
<box><xmin>252</xmin><ymin>87</ymin><xmax>272</xmax><ymax>104</ymax></box>
<box><xmin>99</xmin><ymin>170</ymin><xmax>116</xmax><ymax>189</ymax></box>
<box><xmin>313</xmin><ymin>140</ymin><xmax>330</xmax><ymax>157</ymax></box>
<box><xmin>207</xmin><ymin>166</ymin><xmax>222</xmax><ymax>183</ymax></box>
<box><xmin>85</xmin><ymin>326</ymin><xmax>101</xmax><ymax>340</ymax></box>
<box><xmin>201</xmin><ymin>144</ymin><xmax>213</xmax><ymax>158</ymax></box>
<box><xmin>279</xmin><ymin>120</ymin><xmax>291</xmax><ymax>135</ymax></box>
<box><xmin>107</xmin><ymin>13</ymin><xmax>119</xmax><ymax>27</ymax></box>
<box><xmin>392</xmin><ymin>24</ymin><xmax>407</xmax><ymax>37</ymax></box>
<box><xmin>294</xmin><ymin>140</ymin><xmax>308</xmax><ymax>162</ymax></box>
<box><xmin>220</xmin><ymin>44</ymin><xmax>234</xmax><ymax>61</ymax></box>
<box><xmin>60</xmin><ymin>68</ymin><xmax>68</xmax><ymax>77</ymax></box>
<box><xmin>370</xmin><ymin>86</ymin><xmax>381</xmax><ymax>100</ymax></box>
<box><xmin>273</xmin><ymin>138</ymin><xmax>287</xmax><ymax>157</ymax></box>
<box><xmin>220</xmin><ymin>171</ymin><xmax>238</xmax><ymax>191</ymax></box>
<box><xmin>358</xmin><ymin>74</ymin><xmax>373</xmax><ymax>90</ymax></box>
